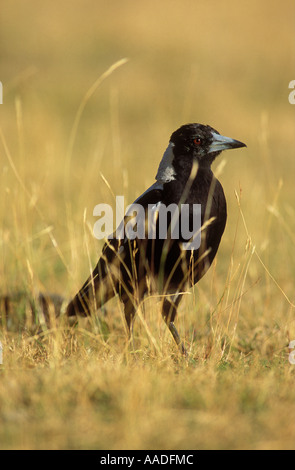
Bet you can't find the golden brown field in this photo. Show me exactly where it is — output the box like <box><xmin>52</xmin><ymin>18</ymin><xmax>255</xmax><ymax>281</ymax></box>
<box><xmin>1</xmin><ymin>0</ymin><xmax>295</xmax><ymax>450</ymax></box>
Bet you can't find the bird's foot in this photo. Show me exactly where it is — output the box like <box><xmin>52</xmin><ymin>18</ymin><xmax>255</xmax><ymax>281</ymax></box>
<box><xmin>168</xmin><ymin>321</ymin><xmax>187</xmax><ymax>356</ymax></box>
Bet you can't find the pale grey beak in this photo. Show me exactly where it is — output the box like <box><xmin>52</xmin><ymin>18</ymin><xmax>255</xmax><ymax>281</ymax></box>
<box><xmin>209</xmin><ymin>131</ymin><xmax>247</xmax><ymax>154</ymax></box>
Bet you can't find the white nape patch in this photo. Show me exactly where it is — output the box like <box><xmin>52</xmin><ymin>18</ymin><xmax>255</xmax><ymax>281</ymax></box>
<box><xmin>156</xmin><ymin>142</ymin><xmax>176</xmax><ymax>183</ymax></box>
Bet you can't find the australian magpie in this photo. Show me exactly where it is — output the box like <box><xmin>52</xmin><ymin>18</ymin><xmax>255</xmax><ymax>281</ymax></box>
<box><xmin>66</xmin><ymin>123</ymin><xmax>246</xmax><ymax>353</ymax></box>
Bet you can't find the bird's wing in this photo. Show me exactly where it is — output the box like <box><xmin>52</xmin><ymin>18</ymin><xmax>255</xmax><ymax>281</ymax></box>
<box><xmin>133</xmin><ymin>181</ymin><xmax>164</xmax><ymax>205</ymax></box>
<box><xmin>102</xmin><ymin>182</ymin><xmax>164</xmax><ymax>257</ymax></box>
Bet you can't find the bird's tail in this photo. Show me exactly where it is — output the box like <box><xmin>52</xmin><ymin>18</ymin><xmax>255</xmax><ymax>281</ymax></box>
<box><xmin>0</xmin><ymin>291</ymin><xmax>67</xmax><ymax>330</ymax></box>
<box><xmin>66</xmin><ymin>257</ymin><xmax>118</xmax><ymax>318</ymax></box>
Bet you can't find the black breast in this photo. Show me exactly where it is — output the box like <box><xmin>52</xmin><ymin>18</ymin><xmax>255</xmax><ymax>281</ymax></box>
<box><xmin>161</xmin><ymin>168</ymin><xmax>227</xmax><ymax>289</ymax></box>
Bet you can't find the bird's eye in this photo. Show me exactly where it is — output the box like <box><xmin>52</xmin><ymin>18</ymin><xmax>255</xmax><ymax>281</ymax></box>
<box><xmin>193</xmin><ymin>138</ymin><xmax>202</xmax><ymax>145</ymax></box>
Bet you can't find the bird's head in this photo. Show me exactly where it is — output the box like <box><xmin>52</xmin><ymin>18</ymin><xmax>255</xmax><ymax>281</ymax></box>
<box><xmin>156</xmin><ymin>123</ymin><xmax>246</xmax><ymax>183</ymax></box>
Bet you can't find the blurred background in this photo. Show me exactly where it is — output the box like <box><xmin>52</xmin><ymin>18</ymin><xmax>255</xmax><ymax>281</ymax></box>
<box><xmin>1</xmin><ymin>0</ymin><xmax>295</xmax><ymax>330</ymax></box>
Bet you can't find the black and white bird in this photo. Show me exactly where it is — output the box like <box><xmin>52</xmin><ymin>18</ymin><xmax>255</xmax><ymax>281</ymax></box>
<box><xmin>66</xmin><ymin>123</ymin><xmax>246</xmax><ymax>353</ymax></box>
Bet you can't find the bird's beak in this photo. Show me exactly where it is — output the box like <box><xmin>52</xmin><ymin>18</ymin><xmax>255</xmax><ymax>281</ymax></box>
<box><xmin>209</xmin><ymin>132</ymin><xmax>247</xmax><ymax>154</ymax></box>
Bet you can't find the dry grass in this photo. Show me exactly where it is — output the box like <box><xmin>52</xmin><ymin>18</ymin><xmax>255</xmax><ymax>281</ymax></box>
<box><xmin>1</xmin><ymin>0</ymin><xmax>295</xmax><ymax>450</ymax></box>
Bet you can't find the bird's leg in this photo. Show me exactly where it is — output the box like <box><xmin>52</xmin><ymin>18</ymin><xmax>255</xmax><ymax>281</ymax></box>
<box><xmin>123</xmin><ymin>296</ymin><xmax>137</xmax><ymax>349</ymax></box>
<box><xmin>161</xmin><ymin>295</ymin><xmax>187</xmax><ymax>355</ymax></box>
